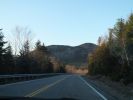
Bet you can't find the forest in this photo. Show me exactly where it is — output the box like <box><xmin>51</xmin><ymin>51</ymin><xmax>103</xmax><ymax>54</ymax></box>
<box><xmin>88</xmin><ymin>13</ymin><xmax>133</xmax><ymax>84</ymax></box>
<box><xmin>0</xmin><ymin>27</ymin><xmax>65</xmax><ymax>74</ymax></box>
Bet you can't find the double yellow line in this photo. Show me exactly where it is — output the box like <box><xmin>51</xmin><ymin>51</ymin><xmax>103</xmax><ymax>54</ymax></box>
<box><xmin>25</xmin><ymin>76</ymin><xmax>69</xmax><ymax>97</ymax></box>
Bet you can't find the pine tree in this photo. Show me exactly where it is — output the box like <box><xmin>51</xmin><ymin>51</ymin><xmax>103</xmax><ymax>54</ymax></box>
<box><xmin>4</xmin><ymin>44</ymin><xmax>15</xmax><ymax>73</ymax></box>
<box><xmin>20</xmin><ymin>40</ymin><xmax>30</xmax><ymax>56</ymax></box>
<box><xmin>0</xmin><ymin>29</ymin><xmax>7</xmax><ymax>67</ymax></box>
<box><xmin>35</xmin><ymin>40</ymin><xmax>48</xmax><ymax>53</ymax></box>
<box><xmin>35</xmin><ymin>40</ymin><xmax>41</xmax><ymax>49</ymax></box>
<box><xmin>18</xmin><ymin>40</ymin><xmax>31</xmax><ymax>73</ymax></box>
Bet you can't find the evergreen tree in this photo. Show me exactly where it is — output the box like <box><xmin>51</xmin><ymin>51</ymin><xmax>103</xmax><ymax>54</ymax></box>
<box><xmin>20</xmin><ymin>40</ymin><xmax>30</xmax><ymax>56</ymax></box>
<box><xmin>4</xmin><ymin>44</ymin><xmax>15</xmax><ymax>73</ymax></box>
<box><xmin>18</xmin><ymin>40</ymin><xmax>32</xmax><ymax>73</ymax></box>
<box><xmin>35</xmin><ymin>40</ymin><xmax>41</xmax><ymax>49</ymax></box>
<box><xmin>0</xmin><ymin>29</ymin><xmax>7</xmax><ymax>67</ymax></box>
<box><xmin>35</xmin><ymin>40</ymin><xmax>48</xmax><ymax>52</ymax></box>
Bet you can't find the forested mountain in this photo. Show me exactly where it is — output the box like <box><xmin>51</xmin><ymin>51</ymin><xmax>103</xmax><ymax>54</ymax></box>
<box><xmin>47</xmin><ymin>43</ymin><xmax>97</xmax><ymax>66</ymax></box>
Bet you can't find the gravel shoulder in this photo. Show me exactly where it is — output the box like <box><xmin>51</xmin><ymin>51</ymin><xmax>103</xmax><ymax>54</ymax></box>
<box><xmin>83</xmin><ymin>75</ymin><xmax>133</xmax><ymax>100</ymax></box>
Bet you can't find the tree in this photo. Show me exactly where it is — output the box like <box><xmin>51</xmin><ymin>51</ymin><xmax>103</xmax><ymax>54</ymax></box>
<box><xmin>3</xmin><ymin>44</ymin><xmax>15</xmax><ymax>73</ymax></box>
<box><xmin>113</xmin><ymin>19</ymin><xmax>129</xmax><ymax>66</ymax></box>
<box><xmin>88</xmin><ymin>13</ymin><xmax>133</xmax><ymax>84</ymax></box>
<box><xmin>0</xmin><ymin>29</ymin><xmax>7</xmax><ymax>68</ymax></box>
<box><xmin>0</xmin><ymin>29</ymin><xmax>15</xmax><ymax>74</ymax></box>
<box><xmin>32</xmin><ymin>41</ymin><xmax>53</xmax><ymax>73</ymax></box>
<box><xmin>35</xmin><ymin>40</ymin><xmax>48</xmax><ymax>52</ymax></box>
<box><xmin>11</xmin><ymin>26</ymin><xmax>33</xmax><ymax>73</ymax></box>
<box><xmin>126</xmin><ymin>13</ymin><xmax>133</xmax><ymax>61</ymax></box>
<box><xmin>35</xmin><ymin>40</ymin><xmax>41</xmax><ymax>49</ymax></box>
<box><xmin>20</xmin><ymin>40</ymin><xmax>30</xmax><ymax>56</ymax></box>
<box><xmin>17</xmin><ymin>40</ymin><xmax>33</xmax><ymax>73</ymax></box>
<box><xmin>11</xmin><ymin>26</ymin><xmax>33</xmax><ymax>55</ymax></box>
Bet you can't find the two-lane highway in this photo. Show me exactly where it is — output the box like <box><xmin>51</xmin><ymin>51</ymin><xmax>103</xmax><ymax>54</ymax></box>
<box><xmin>0</xmin><ymin>75</ymin><xmax>114</xmax><ymax>100</ymax></box>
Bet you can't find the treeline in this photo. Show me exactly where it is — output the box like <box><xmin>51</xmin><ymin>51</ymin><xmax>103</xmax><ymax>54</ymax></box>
<box><xmin>88</xmin><ymin>13</ymin><xmax>133</xmax><ymax>84</ymax></box>
<box><xmin>0</xmin><ymin>28</ymin><xmax>65</xmax><ymax>74</ymax></box>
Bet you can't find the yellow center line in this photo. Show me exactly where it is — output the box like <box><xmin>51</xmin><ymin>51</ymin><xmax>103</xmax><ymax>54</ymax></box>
<box><xmin>25</xmin><ymin>76</ymin><xmax>69</xmax><ymax>97</ymax></box>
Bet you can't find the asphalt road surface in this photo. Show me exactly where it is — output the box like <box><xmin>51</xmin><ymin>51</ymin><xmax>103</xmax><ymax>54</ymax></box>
<box><xmin>0</xmin><ymin>75</ymin><xmax>115</xmax><ymax>100</ymax></box>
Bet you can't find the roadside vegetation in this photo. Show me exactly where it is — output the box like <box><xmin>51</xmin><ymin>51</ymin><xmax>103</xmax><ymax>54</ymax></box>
<box><xmin>0</xmin><ymin>27</ymin><xmax>65</xmax><ymax>74</ymax></box>
<box><xmin>88</xmin><ymin>13</ymin><xmax>133</xmax><ymax>84</ymax></box>
<box><xmin>65</xmin><ymin>64</ymin><xmax>88</xmax><ymax>75</ymax></box>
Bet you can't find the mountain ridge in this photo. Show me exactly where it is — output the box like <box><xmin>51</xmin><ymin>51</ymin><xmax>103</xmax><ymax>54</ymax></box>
<box><xmin>47</xmin><ymin>43</ymin><xmax>97</xmax><ymax>66</ymax></box>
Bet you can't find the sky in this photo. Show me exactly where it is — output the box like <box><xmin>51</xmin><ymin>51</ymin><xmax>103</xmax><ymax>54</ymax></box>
<box><xmin>0</xmin><ymin>0</ymin><xmax>133</xmax><ymax>46</ymax></box>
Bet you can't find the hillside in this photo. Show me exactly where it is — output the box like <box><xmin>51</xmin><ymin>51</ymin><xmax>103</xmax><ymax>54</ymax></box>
<box><xmin>47</xmin><ymin>43</ymin><xmax>97</xmax><ymax>66</ymax></box>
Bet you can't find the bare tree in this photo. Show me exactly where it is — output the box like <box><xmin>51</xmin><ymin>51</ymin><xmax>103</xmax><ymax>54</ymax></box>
<box><xmin>11</xmin><ymin>26</ymin><xmax>33</xmax><ymax>55</ymax></box>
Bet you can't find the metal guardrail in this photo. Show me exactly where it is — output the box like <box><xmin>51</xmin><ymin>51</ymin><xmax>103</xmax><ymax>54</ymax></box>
<box><xmin>0</xmin><ymin>73</ymin><xmax>64</xmax><ymax>85</ymax></box>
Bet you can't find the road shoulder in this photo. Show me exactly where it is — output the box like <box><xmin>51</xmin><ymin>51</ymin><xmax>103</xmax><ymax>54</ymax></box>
<box><xmin>83</xmin><ymin>75</ymin><xmax>133</xmax><ymax>100</ymax></box>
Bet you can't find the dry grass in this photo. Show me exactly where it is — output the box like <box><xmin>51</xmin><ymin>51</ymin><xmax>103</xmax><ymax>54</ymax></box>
<box><xmin>87</xmin><ymin>75</ymin><xmax>133</xmax><ymax>100</ymax></box>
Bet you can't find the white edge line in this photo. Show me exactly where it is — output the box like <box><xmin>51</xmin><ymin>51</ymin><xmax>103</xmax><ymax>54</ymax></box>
<box><xmin>79</xmin><ymin>76</ymin><xmax>108</xmax><ymax>100</ymax></box>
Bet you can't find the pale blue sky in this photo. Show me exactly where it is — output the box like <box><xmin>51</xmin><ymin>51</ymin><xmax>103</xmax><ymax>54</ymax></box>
<box><xmin>0</xmin><ymin>0</ymin><xmax>133</xmax><ymax>46</ymax></box>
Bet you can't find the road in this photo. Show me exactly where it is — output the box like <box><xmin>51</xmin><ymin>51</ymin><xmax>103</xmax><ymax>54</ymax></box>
<box><xmin>0</xmin><ymin>74</ymin><xmax>115</xmax><ymax>100</ymax></box>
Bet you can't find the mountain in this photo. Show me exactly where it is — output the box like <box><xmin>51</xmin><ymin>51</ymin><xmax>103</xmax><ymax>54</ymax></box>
<box><xmin>47</xmin><ymin>43</ymin><xmax>97</xmax><ymax>66</ymax></box>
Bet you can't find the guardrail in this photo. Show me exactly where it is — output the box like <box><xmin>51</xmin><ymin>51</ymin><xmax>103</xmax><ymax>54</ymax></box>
<box><xmin>0</xmin><ymin>73</ymin><xmax>64</xmax><ymax>85</ymax></box>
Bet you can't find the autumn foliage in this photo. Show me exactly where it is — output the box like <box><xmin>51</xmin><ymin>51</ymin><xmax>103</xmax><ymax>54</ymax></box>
<box><xmin>88</xmin><ymin>13</ymin><xmax>133</xmax><ymax>84</ymax></box>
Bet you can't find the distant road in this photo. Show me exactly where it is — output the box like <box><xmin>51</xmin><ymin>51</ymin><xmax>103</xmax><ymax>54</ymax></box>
<box><xmin>0</xmin><ymin>74</ymin><xmax>116</xmax><ymax>100</ymax></box>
